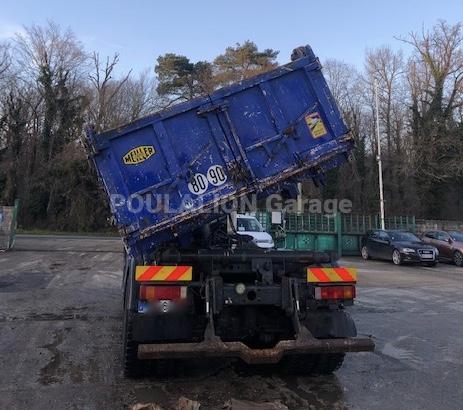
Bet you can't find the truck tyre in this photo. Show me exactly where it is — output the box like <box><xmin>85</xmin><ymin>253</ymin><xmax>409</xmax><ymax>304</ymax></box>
<box><xmin>123</xmin><ymin>310</ymin><xmax>142</xmax><ymax>378</ymax></box>
<box><xmin>313</xmin><ymin>353</ymin><xmax>345</xmax><ymax>374</ymax></box>
<box><xmin>453</xmin><ymin>251</ymin><xmax>463</xmax><ymax>267</ymax></box>
<box><xmin>282</xmin><ymin>353</ymin><xmax>345</xmax><ymax>375</ymax></box>
<box><xmin>392</xmin><ymin>249</ymin><xmax>402</xmax><ymax>265</ymax></box>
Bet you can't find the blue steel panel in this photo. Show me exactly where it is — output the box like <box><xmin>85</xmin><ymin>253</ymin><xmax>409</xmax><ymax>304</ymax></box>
<box><xmin>86</xmin><ymin>45</ymin><xmax>353</xmax><ymax>259</ymax></box>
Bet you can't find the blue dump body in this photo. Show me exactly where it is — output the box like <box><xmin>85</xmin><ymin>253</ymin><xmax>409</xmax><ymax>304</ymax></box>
<box><xmin>86</xmin><ymin>46</ymin><xmax>353</xmax><ymax>259</ymax></box>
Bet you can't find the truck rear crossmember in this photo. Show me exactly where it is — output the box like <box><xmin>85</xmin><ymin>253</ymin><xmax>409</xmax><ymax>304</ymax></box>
<box><xmin>138</xmin><ymin>326</ymin><xmax>374</xmax><ymax>365</ymax></box>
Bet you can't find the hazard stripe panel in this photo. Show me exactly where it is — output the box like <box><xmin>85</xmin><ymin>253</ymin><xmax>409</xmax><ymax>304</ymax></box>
<box><xmin>307</xmin><ymin>267</ymin><xmax>357</xmax><ymax>283</ymax></box>
<box><xmin>135</xmin><ymin>265</ymin><xmax>192</xmax><ymax>281</ymax></box>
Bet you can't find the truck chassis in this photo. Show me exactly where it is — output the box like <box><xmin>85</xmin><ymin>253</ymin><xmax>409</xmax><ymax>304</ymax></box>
<box><xmin>122</xmin><ymin>244</ymin><xmax>374</xmax><ymax>377</ymax></box>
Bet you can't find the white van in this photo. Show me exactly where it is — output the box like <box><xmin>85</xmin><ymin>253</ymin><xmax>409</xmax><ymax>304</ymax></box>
<box><xmin>235</xmin><ymin>214</ymin><xmax>275</xmax><ymax>249</ymax></box>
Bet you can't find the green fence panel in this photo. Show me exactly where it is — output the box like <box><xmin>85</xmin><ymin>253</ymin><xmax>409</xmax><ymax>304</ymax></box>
<box><xmin>254</xmin><ymin>211</ymin><xmax>415</xmax><ymax>256</ymax></box>
<box><xmin>284</xmin><ymin>232</ymin><xmax>335</xmax><ymax>252</ymax></box>
<box><xmin>341</xmin><ymin>234</ymin><xmax>362</xmax><ymax>255</ymax></box>
<box><xmin>316</xmin><ymin>234</ymin><xmax>337</xmax><ymax>252</ymax></box>
<box><xmin>284</xmin><ymin>233</ymin><xmax>296</xmax><ymax>249</ymax></box>
<box><xmin>254</xmin><ymin>211</ymin><xmax>271</xmax><ymax>232</ymax></box>
<box><xmin>384</xmin><ymin>215</ymin><xmax>416</xmax><ymax>231</ymax></box>
<box><xmin>297</xmin><ymin>233</ymin><xmax>316</xmax><ymax>250</ymax></box>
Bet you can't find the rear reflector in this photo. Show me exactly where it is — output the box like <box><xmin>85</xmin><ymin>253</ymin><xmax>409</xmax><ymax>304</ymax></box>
<box><xmin>315</xmin><ymin>285</ymin><xmax>356</xmax><ymax>300</ymax></box>
<box><xmin>135</xmin><ymin>265</ymin><xmax>192</xmax><ymax>281</ymax></box>
<box><xmin>139</xmin><ymin>285</ymin><xmax>187</xmax><ymax>301</ymax></box>
<box><xmin>307</xmin><ymin>267</ymin><xmax>357</xmax><ymax>283</ymax></box>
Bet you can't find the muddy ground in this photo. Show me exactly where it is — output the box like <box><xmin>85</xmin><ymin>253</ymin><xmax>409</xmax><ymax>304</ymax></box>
<box><xmin>1</xmin><ymin>235</ymin><xmax>462</xmax><ymax>409</ymax></box>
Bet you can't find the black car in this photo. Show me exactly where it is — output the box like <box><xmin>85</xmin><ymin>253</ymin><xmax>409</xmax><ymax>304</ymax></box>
<box><xmin>360</xmin><ymin>230</ymin><xmax>439</xmax><ymax>266</ymax></box>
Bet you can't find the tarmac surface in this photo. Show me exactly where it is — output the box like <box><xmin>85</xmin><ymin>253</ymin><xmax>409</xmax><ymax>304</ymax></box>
<box><xmin>1</xmin><ymin>235</ymin><xmax>462</xmax><ymax>409</ymax></box>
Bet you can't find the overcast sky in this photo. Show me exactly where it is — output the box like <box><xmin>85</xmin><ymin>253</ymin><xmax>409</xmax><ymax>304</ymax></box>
<box><xmin>1</xmin><ymin>0</ymin><xmax>463</xmax><ymax>75</ymax></box>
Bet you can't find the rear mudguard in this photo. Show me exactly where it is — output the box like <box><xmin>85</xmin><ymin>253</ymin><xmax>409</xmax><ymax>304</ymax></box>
<box><xmin>303</xmin><ymin>310</ymin><xmax>357</xmax><ymax>339</ymax></box>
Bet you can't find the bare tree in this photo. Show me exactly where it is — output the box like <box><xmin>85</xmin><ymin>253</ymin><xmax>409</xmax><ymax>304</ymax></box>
<box><xmin>324</xmin><ymin>59</ymin><xmax>358</xmax><ymax>111</ymax></box>
<box><xmin>364</xmin><ymin>46</ymin><xmax>406</xmax><ymax>213</ymax></box>
<box><xmin>115</xmin><ymin>70</ymin><xmax>161</xmax><ymax>121</ymax></box>
<box><xmin>7</xmin><ymin>22</ymin><xmax>89</xmax><ymax>223</ymax></box>
<box><xmin>13</xmin><ymin>22</ymin><xmax>88</xmax><ymax>159</ymax></box>
<box><xmin>323</xmin><ymin>59</ymin><xmax>377</xmax><ymax>213</ymax></box>
<box><xmin>0</xmin><ymin>42</ymin><xmax>11</xmax><ymax>81</ymax></box>
<box><xmin>400</xmin><ymin>20</ymin><xmax>463</xmax><ymax>217</ymax></box>
<box><xmin>401</xmin><ymin>21</ymin><xmax>463</xmax><ymax>120</ymax></box>
<box><xmin>88</xmin><ymin>52</ymin><xmax>131</xmax><ymax>131</ymax></box>
<box><xmin>14</xmin><ymin>22</ymin><xmax>87</xmax><ymax>85</ymax></box>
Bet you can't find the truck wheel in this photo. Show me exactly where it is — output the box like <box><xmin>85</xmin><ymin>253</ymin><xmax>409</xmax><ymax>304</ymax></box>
<box><xmin>454</xmin><ymin>251</ymin><xmax>463</xmax><ymax>267</ymax></box>
<box><xmin>123</xmin><ymin>310</ymin><xmax>142</xmax><ymax>378</ymax></box>
<box><xmin>282</xmin><ymin>353</ymin><xmax>345</xmax><ymax>375</ymax></box>
<box><xmin>392</xmin><ymin>249</ymin><xmax>402</xmax><ymax>265</ymax></box>
<box><xmin>313</xmin><ymin>353</ymin><xmax>345</xmax><ymax>374</ymax></box>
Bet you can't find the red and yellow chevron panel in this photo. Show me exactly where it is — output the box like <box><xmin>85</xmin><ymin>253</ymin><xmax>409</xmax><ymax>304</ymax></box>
<box><xmin>307</xmin><ymin>267</ymin><xmax>357</xmax><ymax>283</ymax></box>
<box><xmin>135</xmin><ymin>265</ymin><xmax>192</xmax><ymax>282</ymax></box>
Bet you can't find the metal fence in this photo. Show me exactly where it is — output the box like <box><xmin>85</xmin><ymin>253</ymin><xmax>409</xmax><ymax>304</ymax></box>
<box><xmin>341</xmin><ymin>214</ymin><xmax>416</xmax><ymax>233</ymax></box>
<box><xmin>254</xmin><ymin>211</ymin><xmax>416</xmax><ymax>256</ymax></box>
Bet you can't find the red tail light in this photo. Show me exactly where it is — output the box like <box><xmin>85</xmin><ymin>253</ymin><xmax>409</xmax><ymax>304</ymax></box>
<box><xmin>315</xmin><ymin>285</ymin><xmax>356</xmax><ymax>300</ymax></box>
<box><xmin>139</xmin><ymin>285</ymin><xmax>187</xmax><ymax>301</ymax></box>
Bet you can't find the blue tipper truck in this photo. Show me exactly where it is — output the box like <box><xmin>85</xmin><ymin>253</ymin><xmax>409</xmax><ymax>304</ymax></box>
<box><xmin>85</xmin><ymin>45</ymin><xmax>374</xmax><ymax>377</ymax></box>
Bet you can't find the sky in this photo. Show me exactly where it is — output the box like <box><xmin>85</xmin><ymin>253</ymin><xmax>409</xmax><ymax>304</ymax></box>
<box><xmin>1</xmin><ymin>0</ymin><xmax>463</xmax><ymax>76</ymax></box>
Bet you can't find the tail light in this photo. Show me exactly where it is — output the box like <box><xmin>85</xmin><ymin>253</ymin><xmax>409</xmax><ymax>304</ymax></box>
<box><xmin>315</xmin><ymin>285</ymin><xmax>356</xmax><ymax>300</ymax></box>
<box><xmin>139</xmin><ymin>285</ymin><xmax>187</xmax><ymax>301</ymax></box>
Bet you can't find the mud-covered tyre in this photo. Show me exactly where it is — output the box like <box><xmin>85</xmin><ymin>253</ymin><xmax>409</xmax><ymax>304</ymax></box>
<box><xmin>123</xmin><ymin>310</ymin><xmax>142</xmax><ymax>378</ymax></box>
<box><xmin>314</xmin><ymin>353</ymin><xmax>345</xmax><ymax>374</ymax></box>
<box><xmin>454</xmin><ymin>251</ymin><xmax>463</xmax><ymax>267</ymax></box>
<box><xmin>281</xmin><ymin>353</ymin><xmax>345</xmax><ymax>375</ymax></box>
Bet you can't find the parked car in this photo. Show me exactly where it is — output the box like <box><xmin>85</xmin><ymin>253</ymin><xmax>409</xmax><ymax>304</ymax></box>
<box><xmin>422</xmin><ymin>230</ymin><xmax>463</xmax><ymax>267</ymax></box>
<box><xmin>361</xmin><ymin>230</ymin><xmax>439</xmax><ymax>266</ymax></box>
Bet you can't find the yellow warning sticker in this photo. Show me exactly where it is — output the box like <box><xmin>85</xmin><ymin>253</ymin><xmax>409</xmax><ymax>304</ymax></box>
<box><xmin>305</xmin><ymin>112</ymin><xmax>327</xmax><ymax>138</ymax></box>
<box><xmin>123</xmin><ymin>146</ymin><xmax>155</xmax><ymax>165</ymax></box>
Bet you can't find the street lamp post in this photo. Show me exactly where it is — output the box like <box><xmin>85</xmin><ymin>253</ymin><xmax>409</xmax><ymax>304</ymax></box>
<box><xmin>374</xmin><ymin>79</ymin><xmax>385</xmax><ymax>230</ymax></box>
